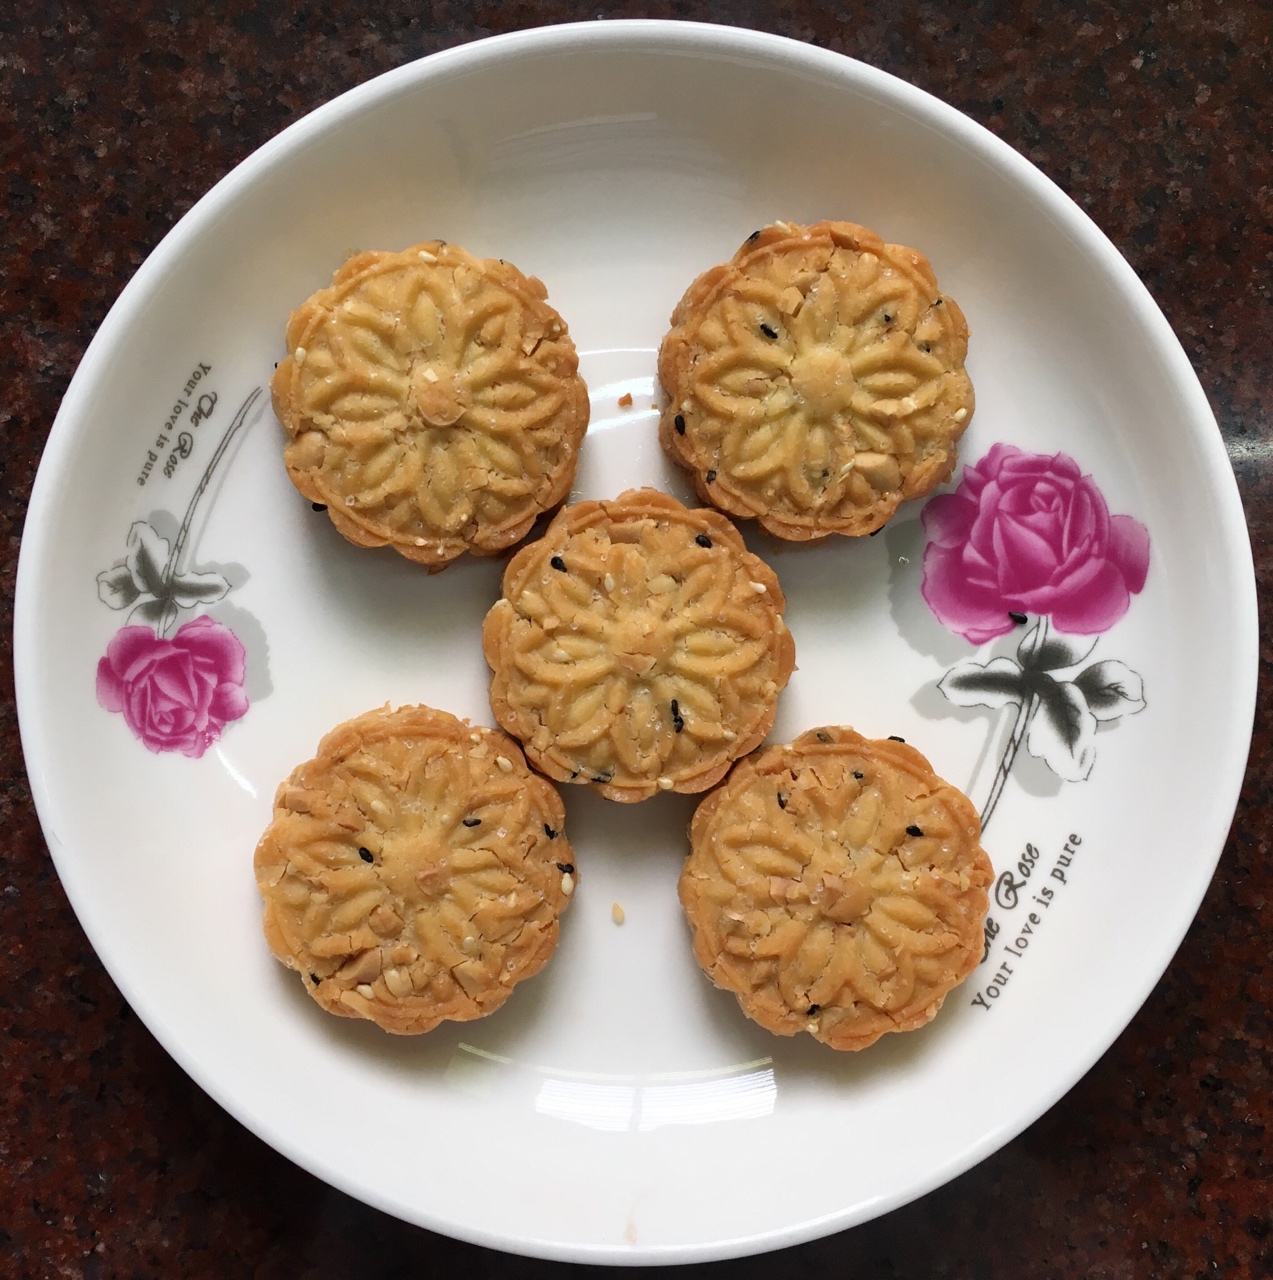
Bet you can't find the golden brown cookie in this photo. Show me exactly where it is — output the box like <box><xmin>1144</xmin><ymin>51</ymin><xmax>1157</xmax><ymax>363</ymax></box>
<box><xmin>659</xmin><ymin>220</ymin><xmax>973</xmax><ymax>540</ymax></box>
<box><xmin>482</xmin><ymin>489</ymin><xmax>796</xmax><ymax>803</ymax></box>
<box><xmin>272</xmin><ymin>242</ymin><xmax>589</xmax><ymax>570</ymax></box>
<box><xmin>254</xmin><ymin>704</ymin><xmax>576</xmax><ymax>1034</ymax></box>
<box><xmin>679</xmin><ymin>726</ymin><xmax>991</xmax><ymax>1051</ymax></box>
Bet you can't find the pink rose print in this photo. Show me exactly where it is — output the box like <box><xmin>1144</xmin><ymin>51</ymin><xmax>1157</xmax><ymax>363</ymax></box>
<box><xmin>94</xmin><ymin>387</ymin><xmax>265</xmax><ymax>756</ymax></box>
<box><xmin>96</xmin><ymin>615</ymin><xmax>249</xmax><ymax>758</ymax></box>
<box><xmin>921</xmin><ymin>443</ymin><xmax>1150</xmax><ymax>830</ymax></box>
<box><xmin>921</xmin><ymin>443</ymin><xmax>1150</xmax><ymax>643</ymax></box>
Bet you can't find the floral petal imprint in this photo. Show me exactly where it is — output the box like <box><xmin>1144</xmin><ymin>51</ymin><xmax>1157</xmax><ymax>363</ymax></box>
<box><xmin>254</xmin><ymin>704</ymin><xmax>575</xmax><ymax>1034</ymax></box>
<box><xmin>272</xmin><ymin>242</ymin><xmax>589</xmax><ymax>570</ymax></box>
<box><xmin>483</xmin><ymin>489</ymin><xmax>796</xmax><ymax>802</ymax></box>
<box><xmin>658</xmin><ymin>220</ymin><xmax>974</xmax><ymax>540</ymax></box>
<box><xmin>679</xmin><ymin>726</ymin><xmax>992</xmax><ymax>1051</ymax></box>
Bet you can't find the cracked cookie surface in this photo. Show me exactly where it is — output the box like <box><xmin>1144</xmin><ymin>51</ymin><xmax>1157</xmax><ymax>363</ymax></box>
<box><xmin>483</xmin><ymin>489</ymin><xmax>796</xmax><ymax>803</ymax></box>
<box><xmin>679</xmin><ymin>726</ymin><xmax>991</xmax><ymax>1050</ymax></box>
<box><xmin>272</xmin><ymin>241</ymin><xmax>589</xmax><ymax>570</ymax></box>
<box><xmin>659</xmin><ymin>220</ymin><xmax>973</xmax><ymax>540</ymax></box>
<box><xmin>254</xmin><ymin>704</ymin><xmax>575</xmax><ymax>1034</ymax></box>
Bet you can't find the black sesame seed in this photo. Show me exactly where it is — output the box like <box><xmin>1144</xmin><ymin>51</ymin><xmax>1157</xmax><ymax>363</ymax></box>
<box><xmin>695</xmin><ymin>533</ymin><xmax>712</xmax><ymax>548</ymax></box>
<box><xmin>746</xmin><ymin>229</ymin><xmax>760</xmax><ymax>242</ymax></box>
<box><xmin>544</xmin><ymin>824</ymin><xmax>558</xmax><ymax>839</ymax></box>
<box><xmin>882</xmin><ymin>313</ymin><xmax>892</xmax><ymax>323</ymax></box>
<box><xmin>705</xmin><ymin>469</ymin><xmax>717</xmax><ymax>484</ymax></box>
<box><xmin>462</xmin><ymin>817</ymin><xmax>481</xmax><ymax>828</ymax></box>
<box><xmin>358</xmin><ymin>847</ymin><xmax>374</xmax><ymax>863</ymax></box>
<box><xmin>310</xmin><ymin>972</ymin><xmax>321</xmax><ymax>985</ymax></box>
<box><xmin>555</xmin><ymin>862</ymin><xmax>575</xmax><ymax>874</ymax></box>
<box><xmin>806</xmin><ymin>1003</ymin><xmax>821</xmax><ymax>1016</ymax></box>
<box><xmin>674</xmin><ymin>413</ymin><xmax>686</xmax><ymax>435</ymax></box>
<box><xmin>815</xmin><ymin>731</ymin><xmax>831</xmax><ymax>742</ymax></box>
<box><xmin>550</xmin><ymin>555</ymin><xmax>567</xmax><ymax>572</ymax></box>
<box><xmin>777</xmin><ymin>792</ymin><xmax>787</xmax><ymax>810</ymax></box>
<box><xmin>906</xmin><ymin>824</ymin><xmax>924</xmax><ymax>837</ymax></box>
<box><xmin>853</xmin><ymin>771</ymin><xmax>865</xmax><ymax>780</ymax></box>
<box><xmin>869</xmin><ymin>527</ymin><xmax>883</xmax><ymax>537</ymax></box>
<box><xmin>1008</xmin><ymin>611</ymin><xmax>1028</xmax><ymax>625</ymax></box>
<box><xmin>759</xmin><ymin>322</ymin><xmax>779</xmax><ymax>339</ymax></box>
<box><xmin>592</xmin><ymin>771</ymin><xmax>613</xmax><ymax>784</ymax></box>
<box><xmin>671</xmin><ymin>699</ymin><xmax>684</xmax><ymax>733</ymax></box>
<box><xmin>935</xmin><ymin>297</ymin><xmax>944</xmax><ymax>306</ymax></box>
<box><xmin>888</xmin><ymin>735</ymin><xmax>906</xmax><ymax>743</ymax></box>
<box><xmin>311</xmin><ymin>502</ymin><xmax>327</xmax><ymax>512</ymax></box>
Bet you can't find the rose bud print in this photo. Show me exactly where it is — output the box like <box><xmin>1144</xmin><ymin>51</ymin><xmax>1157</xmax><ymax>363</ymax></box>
<box><xmin>96</xmin><ymin>615</ymin><xmax>248</xmax><ymax>758</ymax></box>
<box><xmin>921</xmin><ymin>443</ymin><xmax>1150</xmax><ymax>643</ymax></box>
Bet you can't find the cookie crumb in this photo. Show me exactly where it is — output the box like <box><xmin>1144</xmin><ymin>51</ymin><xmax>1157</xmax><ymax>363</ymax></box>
<box><xmin>618</xmin><ymin>392</ymin><xmax>633</xmax><ymax>408</ymax></box>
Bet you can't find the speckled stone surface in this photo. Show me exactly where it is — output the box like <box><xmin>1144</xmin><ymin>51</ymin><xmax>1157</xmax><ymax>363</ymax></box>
<box><xmin>1</xmin><ymin>2</ymin><xmax>1269</xmax><ymax>1277</ymax></box>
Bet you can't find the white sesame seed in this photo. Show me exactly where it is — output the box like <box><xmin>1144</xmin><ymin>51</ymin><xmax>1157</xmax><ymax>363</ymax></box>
<box><xmin>417</xmin><ymin>249</ymin><xmax>438</xmax><ymax>263</ymax></box>
<box><xmin>496</xmin><ymin>755</ymin><xmax>513</xmax><ymax>773</ymax></box>
<box><xmin>356</xmin><ymin>984</ymin><xmax>375</xmax><ymax>999</ymax></box>
<box><xmin>954</xmin><ymin>407</ymin><xmax>968</xmax><ymax>420</ymax></box>
<box><xmin>604</xmin><ymin>574</ymin><xmax>615</xmax><ymax>592</ymax></box>
<box><xmin>561</xmin><ymin>873</ymin><xmax>575</xmax><ymax>896</ymax></box>
<box><xmin>750</xmin><ymin>581</ymin><xmax>767</xmax><ymax>593</ymax></box>
<box><xmin>294</xmin><ymin>346</ymin><xmax>307</xmax><ymax>364</ymax></box>
<box><xmin>657</xmin><ymin>776</ymin><xmax>674</xmax><ymax>790</ymax></box>
<box><xmin>612</xmin><ymin>902</ymin><xmax>625</xmax><ymax>924</ymax></box>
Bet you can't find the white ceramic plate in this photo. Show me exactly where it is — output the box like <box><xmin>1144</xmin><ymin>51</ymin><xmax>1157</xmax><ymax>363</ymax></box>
<box><xmin>15</xmin><ymin>21</ymin><xmax>1256</xmax><ymax>1265</ymax></box>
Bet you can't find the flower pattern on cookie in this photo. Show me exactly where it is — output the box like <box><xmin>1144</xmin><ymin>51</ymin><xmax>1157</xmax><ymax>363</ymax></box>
<box><xmin>255</xmin><ymin>705</ymin><xmax>574</xmax><ymax>1035</ymax></box>
<box><xmin>680</xmin><ymin>727</ymin><xmax>992</xmax><ymax>1051</ymax></box>
<box><xmin>483</xmin><ymin>489</ymin><xmax>796</xmax><ymax>802</ymax></box>
<box><xmin>273</xmin><ymin>242</ymin><xmax>589</xmax><ymax>568</ymax></box>
<box><xmin>659</xmin><ymin>221</ymin><xmax>973</xmax><ymax>539</ymax></box>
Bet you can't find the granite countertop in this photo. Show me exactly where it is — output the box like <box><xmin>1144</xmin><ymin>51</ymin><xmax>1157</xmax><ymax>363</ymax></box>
<box><xmin>1</xmin><ymin>3</ymin><xmax>1269</xmax><ymax>1276</ymax></box>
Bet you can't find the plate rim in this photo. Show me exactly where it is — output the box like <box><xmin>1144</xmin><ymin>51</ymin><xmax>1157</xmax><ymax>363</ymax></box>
<box><xmin>13</xmin><ymin>18</ymin><xmax>1258</xmax><ymax>1265</ymax></box>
